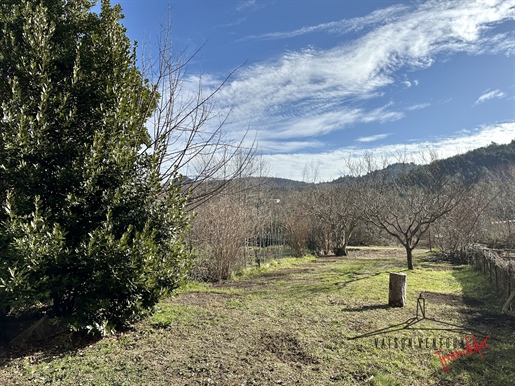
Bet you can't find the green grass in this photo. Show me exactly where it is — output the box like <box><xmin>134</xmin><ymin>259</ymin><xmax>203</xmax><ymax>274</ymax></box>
<box><xmin>1</xmin><ymin>247</ymin><xmax>514</xmax><ymax>385</ymax></box>
<box><xmin>231</xmin><ymin>254</ymin><xmax>317</xmax><ymax>280</ymax></box>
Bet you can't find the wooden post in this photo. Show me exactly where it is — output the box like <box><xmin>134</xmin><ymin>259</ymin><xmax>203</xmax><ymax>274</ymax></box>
<box><xmin>389</xmin><ymin>272</ymin><xmax>407</xmax><ymax>307</ymax></box>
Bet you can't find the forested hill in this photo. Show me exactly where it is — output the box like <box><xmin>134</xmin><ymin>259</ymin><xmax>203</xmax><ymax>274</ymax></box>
<box><xmin>238</xmin><ymin>177</ymin><xmax>310</xmax><ymax>190</ymax></box>
<box><xmin>434</xmin><ymin>140</ymin><xmax>515</xmax><ymax>183</ymax></box>
<box><xmin>201</xmin><ymin>140</ymin><xmax>515</xmax><ymax>190</ymax></box>
<box><xmin>329</xmin><ymin>140</ymin><xmax>515</xmax><ymax>185</ymax></box>
<box><xmin>330</xmin><ymin>162</ymin><xmax>419</xmax><ymax>185</ymax></box>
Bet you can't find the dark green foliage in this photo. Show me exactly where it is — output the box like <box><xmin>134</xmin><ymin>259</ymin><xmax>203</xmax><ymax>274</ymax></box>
<box><xmin>450</xmin><ymin>140</ymin><xmax>515</xmax><ymax>183</ymax></box>
<box><xmin>0</xmin><ymin>0</ymin><xmax>191</xmax><ymax>334</ymax></box>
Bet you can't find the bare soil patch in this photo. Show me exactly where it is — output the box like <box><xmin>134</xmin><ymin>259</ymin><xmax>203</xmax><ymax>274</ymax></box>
<box><xmin>167</xmin><ymin>292</ymin><xmax>236</xmax><ymax>308</ymax></box>
<box><xmin>1</xmin><ymin>247</ymin><xmax>514</xmax><ymax>386</ymax></box>
<box><xmin>259</xmin><ymin>331</ymin><xmax>319</xmax><ymax>365</ymax></box>
<box><xmin>422</xmin><ymin>291</ymin><xmax>484</xmax><ymax>308</ymax></box>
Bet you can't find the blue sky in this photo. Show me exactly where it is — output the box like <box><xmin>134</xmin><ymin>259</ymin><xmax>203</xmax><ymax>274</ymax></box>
<box><xmin>108</xmin><ymin>0</ymin><xmax>514</xmax><ymax>181</ymax></box>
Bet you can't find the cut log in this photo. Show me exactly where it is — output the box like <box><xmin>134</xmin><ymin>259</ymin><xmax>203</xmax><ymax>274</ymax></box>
<box><xmin>389</xmin><ymin>272</ymin><xmax>407</xmax><ymax>307</ymax></box>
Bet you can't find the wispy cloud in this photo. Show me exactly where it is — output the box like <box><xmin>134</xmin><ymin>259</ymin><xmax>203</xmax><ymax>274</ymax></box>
<box><xmin>238</xmin><ymin>4</ymin><xmax>409</xmax><ymax>42</ymax></box>
<box><xmin>218</xmin><ymin>17</ymin><xmax>247</xmax><ymax>28</ymax></box>
<box><xmin>257</xmin><ymin>140</ymin><xmax>324</xmax><ymax>153</ymax></box>
<box><xmin>236</xmin><ymin>0</ymin><xmax>265</xmax><ymax>13</ymax></box>
<box><xmin>255</xmin><ymin>106</ymin><xmax>402</xmax><ymax>143</ymax></box>
<box><xmin>356</xmin><ymin>134</ymin><xmax>392</xmax><ymax>143</ymax></box>
<box><xmin>474</xmin><ymin>89</ymin><xmax>506</xmax><ymax>105</ymax></box>
<box><xmin>236</xmin><ymin>0</ymin><xmax>255</xmax><ymax>11</ymax></box>
<box><xmin>196</xmin><ymin>0</ymin><xmax>514</xmax><ymax>179</ymax></box>
<box><xmin>264</xmin><ymin>123</ymin><xmax>515</xmax><ymax>181</ymax></box>
<box><xmin>213</xmin><ymin>0</ymin><xmax>513</xmax><ymax>135</ymax></box>
<box><xmin>406</xmin><ymin>103</ymin><xmax>431</xmax><ymax>111</ymax></box>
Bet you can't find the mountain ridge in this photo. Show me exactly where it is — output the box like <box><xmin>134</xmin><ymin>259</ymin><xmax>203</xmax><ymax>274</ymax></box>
<box><xmin>246</xmin><ymin>140</ymin><xmax>515</xmax><ymax>189</ymax></box>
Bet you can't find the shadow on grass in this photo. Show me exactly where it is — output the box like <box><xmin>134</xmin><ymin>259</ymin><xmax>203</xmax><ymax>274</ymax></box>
<box><xmin>279</xmin><ymin>283</ymin><xmax>337</xmax><ymax>299</ymax></box>
<box><xmin>280</xmin><ymin>271</ymin><xmax>394</xmax><ymax>300</ymax></box>
<box><xmin>0</xmin><ymin>314</ymin><xmax>103</xmax><ymax>368</ymax></box>
<box><xmin>332</xmin><ymin>270</ymin><xmax>397</xmax><ymax>287</ymax></box>
<box><xmin>434</xmin><ymin>265</ymin><xmax>515</xmax><ymax>386</ymax></box>
<box><xmin>341</xmin><ymin>304</ymin><xmax>391</xmax><ymax>312</ymax></box>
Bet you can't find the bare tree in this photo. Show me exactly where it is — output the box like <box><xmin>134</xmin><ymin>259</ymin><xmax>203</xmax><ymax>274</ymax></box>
<box><xmin>189</xmin><ymin>193</ymin><xmax>248</xmax><ymax>281</ymax></box>
<box><xmin>139</xmin><ymin>18</ymin><xmax>255</xmax><ymax>208</ymax></box>
<box><xmin>307</xmin><ymin>182</ymin><xmax>363</xmax><ymax>256</ymax></box>
<box><xmin>363</xmin><ymin>154</ymin><xmax>466</xmax><ymax>270</ymax></box>
<box><xmin>487</xmin><ymin>164</ymin><xmax>515</xmax><ymax>249</ymax></box>
<box><xmin>189</xmin><ymin>156</ymin><xmax>280</xmax><ymax>279</ymax></box>
<box><xmin>280</xmin><ymin>190</ymin><xmax>311</xmax><ymax>257</ymax></box>
<box><xmin>432</xmin><ymin>181</ymin><xmax>494</xmax><ymax>258</ymax></box>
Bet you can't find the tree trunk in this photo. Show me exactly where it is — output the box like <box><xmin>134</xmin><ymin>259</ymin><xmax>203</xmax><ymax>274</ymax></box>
<box><xmin>502</xmin><ymin>291</ymin><xmax>515</xmax><ymax>313</ymax></box>
<box><xmin>334</xmin><ymin>246</ymin><xmax>347</xmax><ymax>256</ymax></box>
<box><xmin>389</xmin><ymin>272</ymin><xmax>407</xmax><ymax>307</ymax></box>
<box><xmin>342</xmin><ymin>238</ymin><xmax>348</xmax><ymax>256</ymax></box>
<box><xmin>406</xmin><ymin>245</ymin><xmax>414</xmax><ymax>270</ymax></box>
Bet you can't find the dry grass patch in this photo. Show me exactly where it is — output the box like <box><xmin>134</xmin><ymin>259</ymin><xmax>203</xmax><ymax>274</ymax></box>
<box><xmin>1</xmin><ymin>248</ymin><xmax>514</xmax><ymax>385</ymax></box>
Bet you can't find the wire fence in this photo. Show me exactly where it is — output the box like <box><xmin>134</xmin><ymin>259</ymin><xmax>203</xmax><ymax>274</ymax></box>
<box><xmin>466</xmin><ymin>245</ymin><xmax>515</xmax><ymax>306</ymax></box>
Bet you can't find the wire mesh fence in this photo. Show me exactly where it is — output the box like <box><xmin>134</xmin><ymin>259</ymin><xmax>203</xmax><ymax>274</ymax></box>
<box><xmin>466</xmin><ymin>245</ymin><xmax>515</xmax><ymax>309</ymax></box>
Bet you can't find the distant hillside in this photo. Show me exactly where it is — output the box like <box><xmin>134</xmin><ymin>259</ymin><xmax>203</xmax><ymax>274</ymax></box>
<box><xmin>182</xmin><ymin>140</ymin><xmax>515</xmax><ymax>192</ymax></box>
<box><xmin>329</xmin><ymin>140</ymin><xmax>515</xmax><ymax>185</ymax></box>
<box><xmin>237</xmin><ymin>176</ymin><xmax>311</xmax><ymax>190</ymax></box>
<box><xmin>330</xmin><ymin>162</ymin><xmax>419</xmax><ymax>185</ymax></box>
<box><xmin>432</xmin><ymin>140</ymin><xmax>515</xmax><ymax>183</ymax></box>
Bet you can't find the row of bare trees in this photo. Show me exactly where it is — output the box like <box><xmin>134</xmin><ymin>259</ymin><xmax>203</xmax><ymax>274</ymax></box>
<box><xmin>108</xmin><ymin>13</ymin><xmax>515</xmax><ymax>280</ymax></box>
<box><xmin>187</xmin><ymin>152</ymin><xmax>515</xmax><ymax>280</ymax></box>
<box><xmin>129</xmin><ymin>19</ymin><xmax>514</xmax><ymax>280</ymax></box>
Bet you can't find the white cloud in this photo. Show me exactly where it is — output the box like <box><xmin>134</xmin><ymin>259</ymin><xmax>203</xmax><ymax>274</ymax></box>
<box><xmin>218</xmin><ymin>17</ymin><xmax>247</xmax><ymax>28</ymax></box>
<box><xmin>406</xmin><ymin>103</ymin><xmax>431</xmax><ymax>111</ymax></box>
<box><xmin>263</xmin><ymin>122</ymin><xmax>515</xmax><ymax>182</ymax></box>
<box><xmin>252</xmin><ymin>106</ymin><xmax>402</xmax><ymax>143</ymax></box>
<box><xmin>179</xmin><ymin>0</ymin><xmax>514</xmax><ymax>181</ymax></box>
<box><xmin>356</xmin><ymin>134</ymin><xmax>392</xmax><ymax>143</ymax></box>
<box><xmin>237</xmin><ymin>0</ymin><xmax>255</xmax><ymax>11</ymax></box>
<box><xmin>236</xmin><ymin>0</ymin><xmax>264</xmax><ymax>12</ymax></box>
<box><xmin>208</xmin><ymin>0</ymin><xmax>514</xmax><ymax>149</ymax></box>
<box><xmin>257</xmin><ymin>140</ymin><xmax>324</xmax><ymax>153</ymax></box>
<box><xmin>474</xmin><ymin>89</ymin><xmax>506</xmax><ymax>105</ymax></box>
<box><xmin>237</xmin><ymin>4</ymin><xmax>409</xmax><ymax>42</ymax></box>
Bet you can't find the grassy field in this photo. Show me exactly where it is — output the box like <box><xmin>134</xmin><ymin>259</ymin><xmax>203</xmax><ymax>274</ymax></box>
<box><xmin>1</xmin><ymin>247</ymin><xmax>514</xmax><ymax>385</ymax></box>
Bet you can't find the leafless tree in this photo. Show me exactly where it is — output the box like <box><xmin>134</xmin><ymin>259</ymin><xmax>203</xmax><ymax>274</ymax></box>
<box><xmin>139</xmin><ymin>18</ymin><xmax>255</xmax><ymax>208</ymax></box>
<box><xmin>230</xmin><ymin>156</ymin><xmax>278</xmax><ymax>266</ymax></box>
<box><xmin>306</xmin><ymin>182</ymin><xmax>363</xmax><ymax>256</ymax></box>
<box><xmin>362</xmin><ymin>153</ymin><xmax>467</xmax><ymax>270</ymax></box>
<box><xmin>189</xmin><ymin>193</ymin><xmax>248</xmax><ymax>281</ymax></box>
<box><xmin>432</xmin><ymin>181</ymin><xmax>494</xmax><ymax>257</ymax></box>
<box><xmin>280</xmin><ymin>190</ymin><xmax>311</xmax><ymax>257</ymax></box>
<box><xmin>486</xmin><ymin>165</ymin><xmax>515</xmax><ymax>249</ymax></box>
<box><xmin>188</xmin><ymin>156</ymin><xmax>281</xmax><ymax>279</ymax></box>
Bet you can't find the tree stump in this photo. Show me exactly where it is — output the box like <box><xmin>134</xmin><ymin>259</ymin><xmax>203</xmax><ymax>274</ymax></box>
<box><xmin>389</xmin><ymin>272</ymin><xmax>407</xmax><ymax>307</ymax></box>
